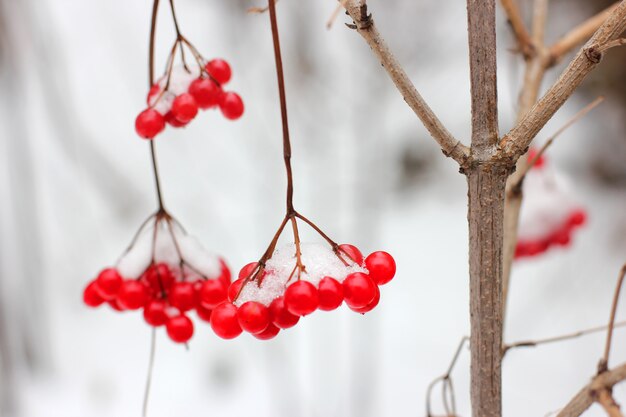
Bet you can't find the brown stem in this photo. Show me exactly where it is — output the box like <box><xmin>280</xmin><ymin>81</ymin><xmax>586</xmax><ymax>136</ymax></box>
<box><xmin>426</xmin><ymin>336</ymin><xmax>469</xmax><ymax>417</ymax></box>
<box><xmin>599</xmin><ymin>264</ymin><xmax>626</xmax><ymax>373</ymax></box>
<box><xmin>499</xmin><ymin>0</ymin><xmax>535</xmax><ymax>59</ymax></box>
<box><xmin>597</xmin><ymin>389</ymin><xmax>624</xmax><ymax>417</ymax></box>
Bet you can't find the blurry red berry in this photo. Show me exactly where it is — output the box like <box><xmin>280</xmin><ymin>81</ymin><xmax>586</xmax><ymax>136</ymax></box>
<box><xmin>196</xmin><ymin>304</ymin><xmax>213</xmax><ymax>322</ymax></box>
<box><xmin>144</xmin><ymin>263</ymin><xmax>175</xmax><ymax>293</ymax></box>
<box><xmin>117</xmin><ymin>280</ymin><xmax>149</xmax><ymax>310</ymax></box>
<box><xmin>83</xmin><ymin>281</ymin><xmax>105</xmax><ymax>308</ymax></box>
<box><xmin>171</xmin><ymin>93</ymin><xmax>198</xmax><ymax>123</ymax></box>
<box><xmin>526</xmin><ymin>240</ymin><xmax>549</xmax><ymax>256</ymax></box>
<box><xmin>569</xmin><ymin>209</ymin><xmax>587</xmax><ymax>227</ymax></box>
<box><xmin>166</xmin><ymin>314</ymin><xmax>194</xmax><ymax>343</ymax></box>
<box><xmin>284</xmin><ymin>281</ymin><xmax>319</xmax><ymax>316</ymax></box>
<box><xmin>238</xmin><ymin>262</ymin><xmax>258</xmax><ymax>280</ymax></box>
<box><xmin>269</xmin><ymin>297</ymin><xmax>300</xmax><ymax>329</ymax></box>
<box><xmin>219</xmin><ymin>92</ymin><xmax>244</xmax><ymax>120</ymax></box>
<box><xmin>365</xmin><ymin>251</ymin><xmax>396</xmax><ymax>285</ymax></box>
<box><xmin>552</xmin><ymin>228</ymin><xmax>572</xmax><ymax>246</ymax></box>
<box><xmin>94</xmin><ymin>268</ymin><xmax>123</xmax><ymax>300</ymax></box>
<box><xmin>527</xmin><ymin>148</ymin><xmax>545</xmax><ymax>169</ymax></box>
<box><xmin>237</xmin><ymin>301</ymin><xmax>271</xmax><ymax>334</ymax></box>
<box><xmin>143</xmin><ymin>299</ymin><xmax>170</xmax><ymax>326</ymax></box>
<box><xmin>210</xmin><ymin>302</ymin><xmax>242</xmax><ymax>339</ymax></box>
<box><xmin>350</xmin><ymin>285</ymin><xmax>380</xmax><ymax>314</ymax></box>
<box><xmin>253</xmin><ymin>323</ymin><xmax>280</xmax><ymax>340</ymax></box>
<box><xmin>205</xmin><ymin>59</ymin><xmax>232</xmax><ymax>85</ymax></box>
<box><xmin>318</xmin><ymin>277</ymin><xmax>343</xmax><ymax>311</ymax></box>
<box><xmin>199</xmin><ymin>279</ymin><xmax>228</xmax><ymax>309</ymax></box>
<box><xmin>228</xmin><ymin>278</ymin><xmax>245</xmax><ymax>302</ymax></box>
<box><xmin>135</xmin><ymin>108</ymin><xmax>165</xmax><ymax>139</ymax></box>
<box><xmin>169</xmin><ymin>282</ymin><xmax>197</xmax><ymax>312</ymax></box>
<box><xmin>343</xmin><ymin>273</ymin><xmax>377</xmax><ymax>308</ymax></box>
<box><xmin>107</xmin><ymin>298</ymin><xmax>126</xmax><ymax>312</ymax></box>
<box><xmin>189</xmin><ymin>78</ymin><xmax>222</xmax><ymax>109</ymax></box>
<box><xmin>515</xmin><ymin>241</ymin><xmax>530</xmax><ymax>258</ymax></box>
<box><xmin>339</xmin><ymin>244</ymin><xmax>364</xmax><ymax>265</ymax></box>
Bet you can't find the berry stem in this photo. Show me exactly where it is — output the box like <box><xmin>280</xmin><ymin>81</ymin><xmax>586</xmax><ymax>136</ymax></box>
<box><xmin>167</xmin><ymin>0</ymin><xmax>190</xmax><ymax>71</ymax></box>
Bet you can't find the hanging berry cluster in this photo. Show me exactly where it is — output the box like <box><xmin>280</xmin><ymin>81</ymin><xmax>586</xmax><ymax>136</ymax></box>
<box><xmin>135</xmin><ymin>0</ymin><xmax>243</xmax><ymax>140</ymax></box>
<box><xmin>515</xmin><ymin>148</ymin><xmax>587</xmax><ymax>259</ymax></box>
<box><xmin>206</xmin><ymin>0</ymin><xmax>396</xmax><ymax>341</ymax></box>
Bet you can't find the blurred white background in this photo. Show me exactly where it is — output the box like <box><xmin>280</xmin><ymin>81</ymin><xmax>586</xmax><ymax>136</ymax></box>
<box><xmin>1</xmin><ymin>0</ymin><xmax>625</xmax><ymax>416</ymax></box>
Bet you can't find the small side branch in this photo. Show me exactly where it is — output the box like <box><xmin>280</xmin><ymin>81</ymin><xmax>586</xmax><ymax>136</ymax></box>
<box><xmin>599</xmin><ymin>264</ymin><xmax>626</xmax><ymax>373</ymax></box>
<box><xmin>342</xmin><ymin>0</ymin><xmax>470</xmax><ymax>167</ymax></box>
<box><xmin>499</xmin><ymin>0</ymin><xmax>535</xmax><ymax>58</ymax></box>
<box><xmin>597</xmin><ymin>389</ymin><xmax>624</xmax><ymax>417</ymax></box>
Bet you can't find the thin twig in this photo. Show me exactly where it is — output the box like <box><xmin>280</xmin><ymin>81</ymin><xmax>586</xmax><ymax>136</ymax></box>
<box><xmin>597</xmin><ymin>389</ymin><xmax>624</xmax><ymax>417</ymax></box>
<box><xmin>142</xmin><ymin>329</ymin><xmax>157</xmax><ymax>417</ymax></box>
<box><xmin>499</xmin><ymin>0</ymin><xmax>535</xmax><ymax>58</ymax></box>
<box><xmin>425</xmin><ymin>337</ymin><xmax>468</xmax><ymax>417</ymax></box>
<box><xmin>599</xmin><ymin>264</ymin><xmax>626</xmax><ymax>373</ymax></box>
<box><xmin>326</xmin><ymin>0</ymin><xmax>348</xmax><ymax>29</ymax></box>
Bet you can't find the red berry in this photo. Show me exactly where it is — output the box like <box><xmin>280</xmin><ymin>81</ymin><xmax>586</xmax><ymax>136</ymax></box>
<box><xmin>210</xmin><ymin>302</ymin><xmax>242</xmax><ymax>339</ymax></box>
<box><xmin>166</xmin><ymin>314</ymin><xmax>194</xmax><ymax>343</ymax></box>
<box><xmin>284</xmin><ymin>281</ymin><xmax>319</xmax><ymax>316</ymax></box>
<box><xmin>527</xmin><ymin>148</ymin><xmax>545</xmax><ymax>169</ymax></box>
<box><xmin>515</xmin><ymin>241</ymin><xmax>530</xmax><ymax>258</ymax></box>
<box><xmin>117</xmin><ymin>280</ymin><xmax>149</xmax><ymax>310</ymax></box>
<box><xmin>569</xmin><ymin>209</ymin><xmax>587</xmax><ymax>227</ymax></box>
<box><xmin>135</xmin><ymin>108</ymin><xmax>165</xmax><ymax>139</ymax></box>
<box><xmin>189</xmin><ymin>78</ymin><xmax>222</xmax><ymax>109</ymax></box>
<box><xmin>237</xmin><ymin>301</ymin><xmax>270</xmax><ymax>334</ymax></box>
<box><xmin>269</xmin><ymin>297</ymin><xmax>300</xmax><ymax>329</ymax></box>
<box><xmin>107</xmin><ymin>298</ymin><xmax>126</xmax><ymax>312</ymax></box>
<box><xmin>196</xmin><ymin>304</ymin><xmax>213</xmax><ymax>322</ymax></box>
<box><xmin>350</xmin><ymin>285</ymin><xmax>380</xmax><ymax>314</ymax></box>
<box><xmin>228</xmin><ymin>278</ymin><xmax>245</xmax><ymax>302</ymax></box>
<box><xmin>199</xmin><ymin>279</ymin><xmax>228</xmax><ymax>309</ymax></box>
<box><xmin>365</xmin><ymin>251</ymin><xmax>396</xmax><ymax>285</ymax></box>
<box><xmin>343</xmin><ymin>273</ymin><xmax>377</xmax><ymax>308</ymax></box>
<box><xmin>552</xmin><ymin>228</ymin><xmax>571</xmax><ymax>246</ymax></box>
<box><xmin>239</xmin><ymin>262</ymin><xmax>258</xmax><ymax>280</ymax></box>
<box><xmin>318</xmin><ymin>277</ymin><xmax>343</xmax><ymax>311</ymax></box>
<box><xmin>169</xmin><ymin>282</ymin><xmax>197</xmax><ymax>312</ymax></box>
<box><xmin>205</xmin><ymin>59</ymin><xmax>232</xmax><ymax>85</ymax></box>
<box><xmin>526</xmin><ymin>240</ymin><xmax>548</xmax><ymax>256</ymax></box>
<box><xmin>95</xmin><ymin>268</ymin><xmax>123</xmax><ymax>300</ymax></box>
<box><xmin>339</xmin><ymin>244</ymin><xmax>364</xmax><ymax>265</ymax></box>
<box><xmin>165</xmin><ymin>111</ymin><xmax>189</xmax><ymax>128</ymax></box>
<box><xmin>171</xmin><ymin>93</ymin><xmax>198</xmax><ymax>123</ymax></box>
<box><xmin>219</xmin><ymin>92</ymin><xmax>244</xmax><ymax>120</ymax></box>
<box><xmin>144</xmin><ymin>263</ymin><xmax>175</xmax><ymax>293</ymax></box>
<box><xmin>253</xmin><ymin>323</ymin><xmax>280</xmax><ymax>340</ymax></box>
<box><xmin>143</xmin><ymin>300</ymin><xmax>170</xmax><ymax>326</ymax></box>
<box><xmin>83</xmin><ymin>281</ymin><xmax>105</xmax><ymax>308</ymax></box>
<box><xmin>218</xmin><ymin>258</ymin><xmax>232</xmax><ymax>288</ymax></box>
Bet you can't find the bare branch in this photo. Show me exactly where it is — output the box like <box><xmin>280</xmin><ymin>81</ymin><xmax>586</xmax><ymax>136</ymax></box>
<box><xmin>597</xmin><ymin>389</ymin><xmax>624</xmax><ymax>417</ymax></box>
<box><xmin>531</xmin><ymin>0</ymin><xmax>549</xmax><ymax>46</ymax></box>
<box><xmin>326</xmin><ymin>0</ymin><xmax>348</xmax><ymax>29</ymax></box>
<box><xmin>342</xmin><ymin>0</ymin><xmax>470</xmax><ymax>167</ymax></box>
<box><xmin>499</xmin><ymin>1</ymin><xmax>626</xmax><ymax>160</ymax></box>
<box><xmin>499</xmin><ymin>0</ymin><xmax>535</xmax><ymax>58</ymax></box>
<box><xmin>599</xmin><ymin>264</ymin><xmax>626</xmax><ymax>373</ymax></box>
<box><xmin>549</xmin><ymin>3</ymin><xmax>620</xmax><ymax>65</ymax></box>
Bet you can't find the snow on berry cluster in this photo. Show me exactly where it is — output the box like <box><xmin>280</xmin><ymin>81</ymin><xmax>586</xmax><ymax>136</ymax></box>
<box><xmin>208</xmin><ymin>243</ymin><xmax>396</xmax><ymax>340</ymax></box>
<box><xmin>135</xmin><ymin>59</ymin><xmax>244</xmax><ymax>139</ymax></box>
<box><xmin>515</xmin><ymin>149</ymin><xmax>587</xmax><ymax>259</ymax></box>
<box><xmin>83</xmin><ymin>222</ymin><xmax>232</xmax><ymax>344</ymax></box>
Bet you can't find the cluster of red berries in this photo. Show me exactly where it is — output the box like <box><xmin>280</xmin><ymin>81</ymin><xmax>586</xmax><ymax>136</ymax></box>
<box><xmin>135</xmin><ymin>59</ymin><xmax>244</xmax><ymax>139</ymax></box>
<box><xmin>515</xmin><ymin>209</ymin><xmax>586</xmax><ymax>258</ymax></box>
<box><xmin>83</xmin><ymin>261</ymin><xmax>232</xmax><ymax>344</ymax></box>
<box><xmin>208</xmin><ymin>246</ymin><xmax>396</xmax><ymax>340</ymax></box>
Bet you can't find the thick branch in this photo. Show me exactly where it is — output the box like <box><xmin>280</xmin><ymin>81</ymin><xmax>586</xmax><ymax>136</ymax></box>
<box><xmin>549</xmin><ymin>3</ymin><xmax>620</xmax><ymax>65</ymax></box>
<box><xmin>343</xmin><ymin>0</ymin><xmax>470</xmax><ymax>167</ymax></box>
<box><xmin>468</xmin><ymin>0</ymin><xmax>500</xmax><ymax>154</ymax></box>
<box><xmin>499</xmin><ymin>0</ymin><xmax>535</xmax><ymax>58</ymax></box>
<box><xmin>499</xmin><ymin>0</ymin><xmax>626</xmax><ymax>159</ymax></box>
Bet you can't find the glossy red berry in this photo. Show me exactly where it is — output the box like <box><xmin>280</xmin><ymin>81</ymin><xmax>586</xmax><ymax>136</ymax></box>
<box><xmin>237</xmin><ymin>301</ymin><xmax>271</xmax><ymax>334</ymax></box>
<box><xmin>365</xmin><ymin>251</ymin><xmax>396</xmax><ymax>285</ymax></box>
<box><xmin>350</xmin><ymin>285</ymin><xmax>380</xmax><ymax>314</ymax></box>
<box><xmin>135</xmin><ymin>108</ymin><xmax>165</xmax><ymax>139</ymax></box>
<box><xmin>143</xmin><ymin>300</ymin><xmax>169</xmax><ymax>326</ymax></box>
<box><xmin>284</xmin><ymin>281</ymin><xmax>319</xmax><ymax>316</ymax></box>
<box><xmin>165</xmin><ymin>111</ymin><xmax>189</xmax><ymax>128</ymax></box>
<box><xmin>144</xmin><ymin>263</ymin><xmax>175</xmax><ymax>293</ymax></box>
<box><xmin>117</xmin><ymin>280</ymin><xmax>149</xmax><ymax>310</ymax></box>
<box><xmin>199</xmin><ymin>279</ymin><xmax>228</xmax><ymax>309</ymax></box>
<box><xmin>94</xmin><ymin>268</ymin><xmax>123</xmax><ymax>300</ymax></box>
<box><xmin>210</xmin><ymin>302</ymin><xmax>242</xmax><ymax>339</ymax></box>
<box><xmin>166</xmin><ymin>314</ymin><xmax>194</xmax><ymax>343</ymax></box>
<box><xmin>253</xmin><ymin>323</ymin><xmax>280</xmax><ymax>340</ymax></box>
<box><xmin>189</xmin><ymin>78</ymin><xmax>222</xmax><ymax>109</ymax></box>
<box><xmin>205</xmin><ymin>59</ymin><xmax>232</xmax><ymax>85</ymax></box>
<box><xmin>339</xmin><ymin>244</ymin><xmax>364</xmax><ymax>265</ymax></box>
<box><xmin>196</xmin><ymin>304</ymin><xmax>213</xmax><ymax>322</ymax></box>
<box><xmin>269</xmin><ymin>297</ymin><xmax>300</xmax><ymax>329</ymax></box>
<box><xmin>83</xmin><ymin>281</ymin><xmax>105</xmax><ymax>307</ymax></box>
<box><xmin>169</xmin><ymin>282</ymin><xmax>197</xmax><ymax>312</ymax></box>
<box><xmin>343</xmin><ymin>273</ymin><xmax>377</xmax><ymax>308</ymax></box>
<box><xmin>219</xmin><ymin>92</ymin><xmax>244</xmax><ymax>120</ymax></box>
<box><xmin>238</xmin><ymin>262</ymin><xmax>258</xmax><ymax>280</ymax></box>
<box><xmin>171</xmin><ymin>93</ymin><xmax>198</xmax><ymax>123</ymax></box>
<box><xmin>228</xmin><ymin>278</ymin><xmax>245</xmax><ymax>302</ymax></box>
<box><xmin>318</xmin><ymin>277</ymin><xmax>344</xmax><ymax>311</ymax></box>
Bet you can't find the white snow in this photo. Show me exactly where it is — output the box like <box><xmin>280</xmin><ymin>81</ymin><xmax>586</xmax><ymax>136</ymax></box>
<box><xmin>235</xmin><ymin>242</ymin><xmax>367</xmax><ymax>306</ymax></box>
<box><xmin>148</xmin><ymin>64</ymin><xmax>201</xmax><ymax>115</ymax></box>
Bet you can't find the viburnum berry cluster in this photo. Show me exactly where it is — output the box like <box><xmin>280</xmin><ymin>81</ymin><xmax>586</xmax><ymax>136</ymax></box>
<box><xmin>134</xmin><ymin>3</ymin><xmax>243</xmax><ymax>140</ymax></box>
<box><xmin>209</xmin><ymin>243</ymin><xmax>396</xmax><ymax>340</ymax></box>
<box><xmin>515</xmin><ymin>148</ymin><xmax>587</xmax><ymax>259</ymax></box>
<box><xmin>83</xmin><ymin>211</ymin><xmax>232</xmax><ymax>344</ymax></box>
